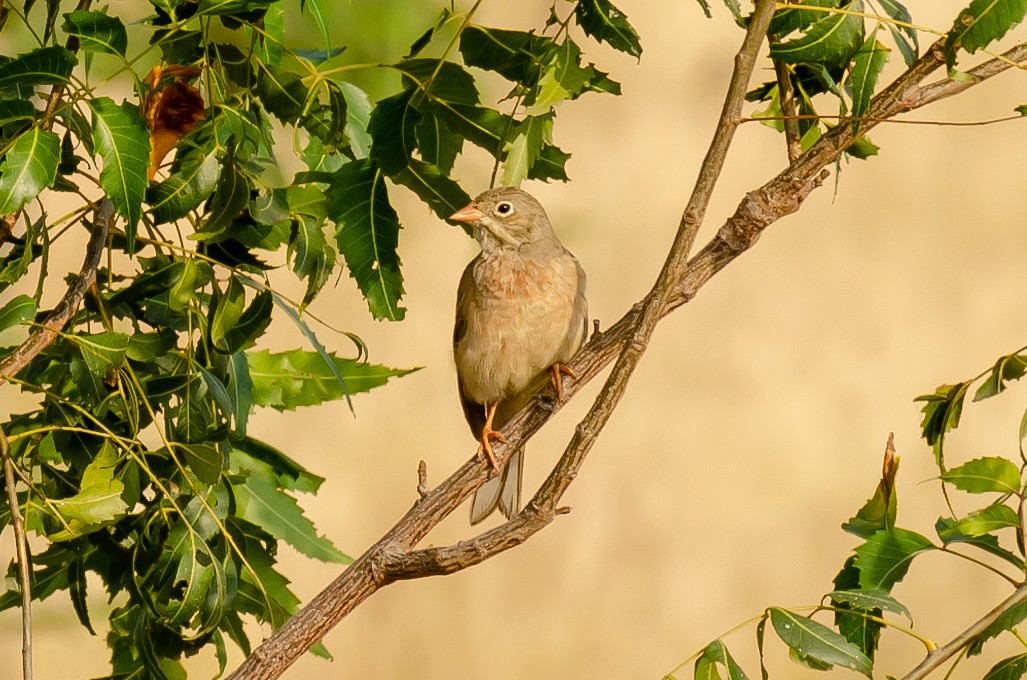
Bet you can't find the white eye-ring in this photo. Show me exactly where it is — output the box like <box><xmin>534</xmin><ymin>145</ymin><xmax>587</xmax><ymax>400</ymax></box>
<box><xmin>495</xmin><ymin>201</ymin><xmax>515</xmax><ymax>216</ymax></box>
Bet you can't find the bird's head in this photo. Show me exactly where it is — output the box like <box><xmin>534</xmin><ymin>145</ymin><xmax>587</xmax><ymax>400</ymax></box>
<box><xmin>450</xmin><ymin>187</ymin><xmax>555</xmax><ymax>252</ymax></box>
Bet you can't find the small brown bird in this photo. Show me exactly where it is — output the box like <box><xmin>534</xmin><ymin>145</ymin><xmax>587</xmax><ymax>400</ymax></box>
<box><xmin>451</xmin><ymin>187</ymin><xmax>588</xmax><ymax>524</ymax></box>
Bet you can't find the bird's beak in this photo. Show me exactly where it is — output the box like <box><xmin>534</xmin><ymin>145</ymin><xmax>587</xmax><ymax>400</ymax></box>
<box><xmin>450</xmin><ymin>203</ymin><xmax>484</xmax><ymax>223</ymax></box>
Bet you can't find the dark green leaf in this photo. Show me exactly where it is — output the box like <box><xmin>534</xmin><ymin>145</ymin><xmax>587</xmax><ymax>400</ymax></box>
<box><xmin>196</xmin><ymin>155</ymin><xmax>249</xmax><ymax>241</ymax></box>
<box><xmin>431</xmin><ymin>102</ymin><xmax>516</xmax><ymax>158</ymax></box>
<box><xmin>232</xmin><ymin>473</ymin><xmax>349</xmax><ymax>562</ymax></box>
<box><xmin>768</xmin><ymin>607</ymin><xmax>872</xmax><ymax>677</ymax></box>
<box><xmin>459</xmin><ymin>26</ymin><xmax>553</xmax><ymax>86</ymax></box>
<box><xmin>168</xmin><ymin>257</ymin><xmax>211</xmax><ymax>312</ymax></box>
<box><xmin>983</xmin><ymin>654</ymin><xmax>1027</xmax><ymax>680</ymax></box>
<box><xmin>255</xmin><ymin>63</ymin><xmax>309</xmax><ymax>124</ymax></box>
<box><xmin>975</xmin><ymin>354</ymin><xmax>1027</xmax><ymax>401</ymax></box>
<box><xmin>415</xmin><ymin>107</ymin><xmax>462</xmax><ymax>174</ymax></box>
<box><xmin>877</xmin><ymin>0</ymin><xmax>919</xmax><ymax>66</ymax></box>
<box><xmin>177</xmin><ymin>442</ymin><xmax>224</xmax><ymax>484</ymax></box>
<box><xmin>326</xmin><ymin>159</ymin><xmax>406</xmax><ymax>320</ymax></box>
<box><xmin>89</xmin><ymin>98</ymin><xmax>150</xmax><ymax>247</ymax></box>
<box><xmin>944</xmin><ymin>0</ymin><xmax>1027</xmax><ymax>69</ymax></box>
<box><xmin>228</xmin><ymin>351</ymin><xmax>253</xmax><ymax>434</ymax></box>
<box><xmin>197</xmin><ymin>0</ymin><xmax>276</xmax><ymax>16</ymax></box>
<box><xmin>0</xmin><ymin>127</ymin><xmax>60</xmax><ymax>213</ymax></box>
<box><xmin>398</xmin><ymin>58</ymin><xmax>481</xmax><ymax>106</ymax></box>
<box><xmin>575</xmin><ymin>0</ymin><xmax>643</xmax><ymax>57</ymax></box>
<box><xmin>832</xmin><ymin>558</ymin><xmax>883</xmax><ymax>661</ymax></box>
<box><xmin>147</xmin><ymin>141</ymin><xmax>221</xmax><ymax>224</ymax></box>
<box><xmin>73</xmin><ymin>331</ymin><xmax>130</xmax><ymax>375</ymax></box>
<box><xmin>287</xmin><ymin>185</ymin><xmax>336</xmax><ymax>306</ymax></box>
<box><xmin>211</xmin><ymin>275</ymin><xmax>245</xmax><ymax>351</ymax></box>
<box><xmin>969</xmin><ymin>600</ymin><xmax>1027</xmax><ymax>655</ymax></box>
<box><xmin>770</xmin><ymin>0</ymin><xmax>864</xmax><ymax>68</ymax></box>
<box><xmin>935</xmin><ymin>516</ymin><xmax>1026</xmax><ymax>570</ymax></box>
<box><xmin>941</xmin><ymin>456</ymin><xmax>1020</xmax><ymax>494</ymax></box>
<box><xmin>854</xmin><ymin>528</ymin><xmax>934</xmax><ymax>590</ymax></box>
<box><xmin>126</xmin><ymin>329</ymin><xmax>177</xmax><ymax>362</ymax></box>
<box><xmin>695</xmin><ymin>639</ymin><xmax>749</xmax><ymax>680</ymax></box>
<box><xmin>220</xmin><ymin>289</ymin><xmax>272</xmax><ymax>352</ymax></box>
<box><xmin>0</xmin><ymin>294</ymin><xmax>36</xmax><ymax>332</ymax></box>
<box><xmin>391</xmin><ymin>159</ymin><xmax>472</xmax><ymax>223</ymax></box>
<box><xmin>828</xmin><ymin>588</ymin><xmax>912</xmax><ymax>622</ymax></box>
<box><xmin>848</xmin><ymin>38</ymin><xmax>888</xmax><ymax>122</ymax></box>
<box><xmin>769</xmin><ymin>0</ymin><xmax>836</xmax><ymax>37</ymax></box>
<box><xmin>915</xmin><ymin>381</ymin><xmax>969</xmax><ymax>469</ymax></box>
<box><xmin>528</xmin><ymin>143</ymin><xmax>571</xmax><ymax>181</ymax></box>
<box><xmin>0</xmin><ymin>46</ymin><xmax>75</xmax><ymax>90</ymax></box>
<box><xmin>0</xmin><ymin>99</ymin><xmax>37</xmax><ymax>134</ymax></box>
<box><xmin>61</xmin><ymin>10</ymin><xmax>128</xmax><ymax>57</ymax></box>
<box><xmin>228</xmin><ymin>435</ymin><xmax>323</xmax><ymax>493</ymax></box>
<box><xmin>368</xmin><ymin>90</ymin><xmax>420</xmax><ymax>174</ymax></box>
<box><xmin>247</xmin><ymin>348</ymin><xmax>417</xmax><ymax>409</ymax></box>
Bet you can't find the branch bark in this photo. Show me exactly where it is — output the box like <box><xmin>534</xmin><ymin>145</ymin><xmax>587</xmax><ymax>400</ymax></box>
<box><xmin>1</xmin><ymin>424</ymin><xmax>31</xmax><ymax>680</ymax></box>
<box><xmin>230</xmin><ymin>24</ymin><xmax>1027</xmax><ymax>680</ymax></box>
<box><xmin>0</xmin><ymin>198</ymin><xmax>114</xmax><ymax>384</ymax></box>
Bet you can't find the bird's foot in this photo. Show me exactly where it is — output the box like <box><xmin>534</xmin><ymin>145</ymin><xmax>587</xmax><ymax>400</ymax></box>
<box><xmin>479</xmin><ymin>427</ymin><xmax>506</xmax><ymax>470</ymax></box>
<box><xmin>549</xmin><ymin>363</ymin><xmax>577</xmax><ymax>402</ymax></box>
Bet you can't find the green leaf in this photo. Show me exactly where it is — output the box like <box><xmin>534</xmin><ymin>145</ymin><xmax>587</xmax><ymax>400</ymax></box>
<box><xmin>694</xmin><ymin>640</ymin><xmax>749</xmax><ymax>680</ymax></box>
<box><xmin>768</xmin><ymin>607</ymin><xmax>872</xmax><ymax>677</ymax></box>
<box><xmin>220</xmin><ymin>289</ymin><xmax>272</xmax><ymax>353</ymax></box>
<box><xmin>61</xmin><ymin>10</ymin><xmax>128</xmax><ymax>57</ymax></box>
<box><xmin>211</xmin><ymin>275</ymin><xmax>245</xmax><ymax>351</ymax></box>
<box><xmin>501</xmin><ymin>113</ymin><xmax>553</xmax><ymax>186</ymax></box>
<box><xmin>50</xmin><ymin>443</ymin><xmax>129</xmax><ymax>539</ymax></box>
<box><xmin>398</xmin><ymin>58</ymin><xmax>481</xmax><ymax>106</ymax></box>
<box><xmin>126</xmin><ymin>329</ymin><xmax>177</xmax><ymax>362</ymax></box>
<box><xmin>828</xmin><ymin>588</ymin><xmax>912</xmax><ymax>622</ymax></box>
<box><xmin>832</xmin><ymin>559</ymin><xmax>884</xmax><ymax>661</ymax></box>
<box><xmin>975</xmin><ymin>353</ymin><xmax>1027</xmax><ymax>401</ymax></box>
<box><xmin>848</xmin><ymin>37</ymin><xmax>888</xmax><ymax>122</ymax></box>
<box><xmin>0</xmin><ymin>99</ymin><xmax>38</xmax><ymax>132</ymax></box>
<box><xmin>195</xmin><ymin>155</ymin><xmax>249</xmax><ymax>241</ymax></box>
<box><xmin>853</xmin><ymin>528</ymin><xmax>934</xmax><ymax>590</ymax></box>
<box><xmin>177</xmin><ymin>442</ymin><xmax>224</xmax><ymax>484</ymax></box>
<box><xmin>247</xmin><ymin>348</ymin><xmax>417</xmax><ymax>410</ymax></box>
<box><xmin>255</xmin><ymin>62</ymin><xmax>309</xmax><ymax>124</ymax></box>
<box><xmin>89</xmin><ymin>98</ymin><xmax>150</xmax><ymax>248</ymax></box>
<box><xmin>984</xmin><ymin>654</ymin><xmax>1027</xmax><ymax>680</ymax></box>
<box><xmin>368</xmin><ymin>90</ymin><xmax>420</xmax><ymax>174</ymax></box>
<box><xmin>526</xmin><ymin>38</ymin><xmax>619</xmax><ymax>112</ymax></box>
<box><xmin>72</xmin><ymin>331</ymin><xmax>130</xmax><ymax>375</ymax></box>
<box><xmin>575</xmin><ymin>0</ymin><xmax>643</xmax><ymax>57</ymax></box>
<box><xmin>969</xmin><ymin>600</ymin><xmax>1027</xmax><ymax>655</ymax></box>
<box><xmin>915</xmin><ymin>381</ymin><xmax>969</xmax><ymax>469</ymax></box>
<box><xmin>300</xmin><ymin>0</ymin><xmax>333</xmax><ymax>50</ymax></box>
<box><xmin>459</xmin><ymin>26</ymin><xmax>552</xmax><ymax>86</ymax></box>
<box><xmin>232</xmin><ymin>473</ymin><xmax>349</xmax><ymax>563</ymax></box>
<box><xmin>841</xmin><ymin>442</ymin><xmax>899</xmax><ymax>539</ymax></box>
<box><xmin>326</xmin><ymin>159</ymin><xmax>406</xmax><ymax>320</ymax></box>
<box><xmin>944</xmin><ymin>0</ymin><xmax>1027</xmax><ymax>69</ymax></box>
<box><xmin>0</xmin><ymin>46</ymin><xmax>75</xmax><ymax>90</ymax></box>
<box><xmin>877</xmin><ymin>0</ymin><xmax>919</xmax><ymax>66</ymax></box>
<box><xmin>770</xmin><ymin>0</ymin><xmax>864</xmax><ymax>68</ymax></box>
<box><xmin>0</xmin><ymin>127</ymin><xmax>60</xmax><ymax>214</ymax></box>
<box><xmin>935</xmin><ymin>516</ymin><xmax>1026</xmax><ymax>569</ymax></box>
<box><xmin>390</xmin><ymin>158</ymin><xmax>472</xmax><ymax>223</ymax></box>
<box><xmin>339</xmin><ymin>81</ymin><xmax>373</xmax><ymax>159</ymax></box>
<box><xmin>228</xmin><ymin>351</ymin><xmax>253</xmax><ymax>434</ymax></box>
<box><xmin>528</xmin><ymin>143</ymin><xmax>571</xmax><ymax>181</ymax></box>
<box><xmin>769</xmin><ymin>0</ymin><xmax>837</xmax><ymax>37</ymax></box>
<box><xmin>147</xmin><ymin>142</ymin><xmax>221</xmax><ymax>224</ymax></box>
<box><xmin>941</xmin><ymin>456</ymin><xmax>1021</xmax><ymax>494</ymax></box>
<box><xmin>415</xmin><ymin>107</ymin><xmax>462</xmax><ymax>174</ymax></box>
<box><xmin>197</xmin><ymin>0</ymin><xmax>277</xmax><ymax>16</ymax></box>
<box><xmin>0</xmin><ymin>294</ymin><xmax>36</xmax><ymax>332</ymax></box>
<box><xmin>938</xmin><ymin>504</ymin><xmax>1020</xmax><ymax>541</ymax></box>
<box><xmin>228</xmin><ymin>435</ymin><xmax>323</xmax><ymax>493</ymax></box>
<box><xmin>287</xmin><ymin>184</ymin><xmax>336</xmax><ymax>306</ymax></box>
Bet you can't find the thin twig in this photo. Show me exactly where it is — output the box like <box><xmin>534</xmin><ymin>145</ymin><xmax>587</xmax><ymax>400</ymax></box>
<box><xmin>902</xmin><ymin>583</ymin><xmax>1027</xmax><ymax>680</ymax></box>
<box><xmin>1</xmin><ymin>423</ymin><xmax>32</xmax><ymax>680</ymax></box>
<box><xmin>772</xmin><ymin>57</ymin><xmax>803</xmax><ymax>161</ymax></box>
<box><xmin>0</xmin><ymin>199</ymin><xmax>114</xmax><ymax>384</ymax></box>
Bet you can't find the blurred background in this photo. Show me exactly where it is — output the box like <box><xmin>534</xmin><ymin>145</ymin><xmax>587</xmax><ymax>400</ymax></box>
<box><xmin>3</xmin><ymin>0</ymin><xmax>1027</xmax><ymax>678</ymax></box>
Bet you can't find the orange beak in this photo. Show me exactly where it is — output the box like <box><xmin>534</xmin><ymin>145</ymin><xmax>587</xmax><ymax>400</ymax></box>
<box><xmin>450</xmin><ymin>203</ymin><xmax>484</xmax><ymax>223</ymax></box>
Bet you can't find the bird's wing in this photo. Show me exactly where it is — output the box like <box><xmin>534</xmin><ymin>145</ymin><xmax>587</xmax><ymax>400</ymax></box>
<box><xmin>454</xmin><ymin>258</ymin><xmax>485</xmax><ymax>435</ymax></box>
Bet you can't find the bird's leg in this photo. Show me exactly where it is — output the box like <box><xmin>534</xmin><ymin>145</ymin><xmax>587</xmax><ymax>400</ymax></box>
<box><xmin>549</xmin><ymin>363</ymin><xmax>576</xmax><ymax>402</ymax></box>
<box><xmin>479</xmin><ymin>402</ymin><xmax>505</xmax><ymax>469</ymax></box>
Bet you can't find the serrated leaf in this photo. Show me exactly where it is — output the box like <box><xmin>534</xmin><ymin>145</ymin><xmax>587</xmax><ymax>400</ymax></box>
<box><xmin>848</xmin><ymin>38</ymin><xmax>888</xmax><ymax>121</ymax></box>
<box><xmin>126</xmin><ymin>329</ymin><xmax>177</xmax><ymax>362</ymax></box>
<box><xmin>983</xmin><ymin>654</ymin><xmax>1027</xmax><ymax>680</ymax></box>
<box><xmin>61</xmin><ymin>10</ymin><xmax>128</xmax><ymax>57</ymax></box>
<box><xmin>147</xmin><ymin>142</ymin><xmax>220</xmax><ymax>224</ymax></box>
<box><xmin>220</xmin><ymin>289</ymin><xmax>272</xmax><ymax>353</ymax></box>
<box><xmin>390</xmin><ymin>158</ymin><xmax>472</xmax><ymax>223</ymax></box>
<box><xmin>177</xmin><ymin>442</ymin><xmax>223</xmax><ymax>484</ymax></box>
<box><xmin>338</xmin><ymin>81</ymin><xmax>373</xmax><ymax>159</ymax></box>
<box><xmin>853</xmin><ymin>528</ymin><xmax>934</xmax><ymax>590</ymax></box>
<box><xmin>415</xmin><ymin>107</ymin><xmax>462</xmax><ymax>174</ymax></box>
<box><xmin>195</xmin><ymin>155</ymin><xmax>248</xmax><ymax>241</ymax></box>
<box><xmin>575</xmin><ymin>0</ymin><xmax>643</xmax><ymax>57</ymax></box>
<box><xmin>975</xmin><ymin>354</ymin><xmax>1027</xmax><ymax>401</ymax></box>
<box><xmin>828</xmin><ymin>588</ymin><xmax>912</xmax><ymax>622</ymax></box>
<box><xmin>211</xmin><ymin>275</ymin><xmax>245</xmax><ymax>351</ymax></box>
<box><xmin>368</xmin><ymin>90</ymin><xmax>420</xmax><ymax>174</ymax></box>
<box><xmin>50</xmin><ymin>444</ymin><xmax>128</xmax><ymax>539</ymax></box>
<box><xmin>197</xmin><ymin>0</ymin><xmax>276</xmax><ymax>16</ymax></box>
<box><xmin>769</xmin><ymin>0</ymin><xmax>836</xmax><ymax>36</ymax></box>
<box><xmin>501</xmin><ymin>114</ymin><xmax>552</xmax><ymax>186</ymax></box>
<box><xmin>326</xmin><ymin>159</ymin><xmax>405</xmax><ymax>320</ymax></box>
<box><xmin>770</xmin><ymin>0</ymin><xmax>864</xmax><ymax>67</ymax></box>
<box><xmin>228</xmin><ymin>351</ymin><xmax>253</xmax><ymax>434</ymax></box>
<box><xmin>832</xmin><ymin>559</ymin><xmax>885</xmax><ymax>661</ymax></box>
<box><xmin>945</xmin><ymin>0</ymin><xmax>1027</xmax><ymax>69</ymax></box>
<box><xmin>768</xmin><ymin>607</ymin><xmax>872</xmax><ymax>677</ymax></box>
<box><xmin>459</xmin><ymin>26</ymin><xmax>553</xmax><ymax>86</ymax></box>
<box><xmin>228</xmin><ymin>435</ymin><xmax>322</xmax><ymax>493</ymax></box>
<box><xmin>877</xmin><ymin>0</ymin><xmax>919</xmax><ymax>66</ymax></box>
<box><xmin>969</xmin><ymin>600</ymin><xmax>1027</xmax><ymax>655</ymax></box>
<box><xmin>0</xmin><ymin>46</ymin><xmax>75</xmax><ymax>90</ymax></box>
<box><xmin>695</xmin><ymin>640</ymin><xmax>749</xmax><ymax>680</ymax></box>
<box><xmin>89</xmin><ymin>98</ymin><xmax>150</xmax><ymax>247</ymax></box>
<box><xmin>915</xmin><ymin>381</ymin><xmax>969</xmax><ymax>469</ymax></box>
<box><xmin>0</xmin><ymin>127</ymin><xmax>60</xmax><ymax>213</ymax></box>
<box><xmin>398</xmin><ymin>58</ymin><xmax>481</xmax><ymax>106</ymax></box>
<box><xmin>72</xmin><ymin>331</ymin><xmax>130</xmax><ymax>375</ymax></box>
<box><xmin>0</xmin><ymin>294</ymin><xmax>36</xmax><ymax>332</ymax></box>
<box><xmin>232</xmin><ymin>473</ymin><xmax>348</xmax><ymax>563</ymax></box>
<box><xmin>528</xmin><ymin>143</ymin><xmax>571</xmax><ymax>181</ymax></box>
<box><xmin>941</xmin><ymin>456</ymin><xmax>1020</xmax><ymax>494</ymax></box>
<box><xmin>255</xmin><ymin>62</ymin><xmax>309</xmax><ymax>124</ymax></box>
<box><xmin>938</xmin><ymin>504</ymin><xmax>1020</xmax><ymax>542</ymax></box>
<box><xmin>247</xmin><ymin>348</ymin><xmax>417</xmax><ymax>410</ymax></box>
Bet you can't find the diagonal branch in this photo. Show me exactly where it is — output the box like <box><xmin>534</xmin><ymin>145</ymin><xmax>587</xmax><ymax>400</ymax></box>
<box><xmin>0</xmin><ymin>199</ymin><xmax>114</xmax><ymax>384</ymax></box>
<box><xmin>230</xmin><ymin>24</ymin><xmax>1027</xmax><ymax>680</ymax></box>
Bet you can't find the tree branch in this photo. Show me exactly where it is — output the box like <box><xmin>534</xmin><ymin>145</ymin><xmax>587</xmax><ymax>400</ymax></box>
<box><xmin>1</xmin><ymin>423</ymin><xmax>31</xmax><ymax>680</ymax></box>
<box><xmin>0</xmin><ymin>198</ymin><xmax>114</xmax><ymax>384</ymax></box>
<box><xmin>230</xmin><ymin>26</ymin><xmax>1022</xmax><ymax>680</ymax></box>
<box><xmin>902</xmin><ymin>582</ymin><xmax>1027</xmax><ymax>680</ymax></box>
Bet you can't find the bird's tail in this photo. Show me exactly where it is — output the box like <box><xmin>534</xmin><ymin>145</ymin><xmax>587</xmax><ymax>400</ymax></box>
<box><xmin>470</xmin><ymin>448</ymin><xmax>523</xmax><ymax>525</ymax></box>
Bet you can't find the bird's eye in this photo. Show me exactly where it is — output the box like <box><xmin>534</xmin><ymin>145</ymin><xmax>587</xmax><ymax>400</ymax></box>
<box><xmin>495</xmin><ymin>201</ymin><xmax>514</xmax><ymax>216</ymax></box>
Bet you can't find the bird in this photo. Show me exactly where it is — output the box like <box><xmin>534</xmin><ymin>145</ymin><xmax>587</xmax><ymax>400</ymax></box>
<box><xmin>450</xmin><ymin>187</ymin><xmax>588</xmax><ymax>524</ymax></box>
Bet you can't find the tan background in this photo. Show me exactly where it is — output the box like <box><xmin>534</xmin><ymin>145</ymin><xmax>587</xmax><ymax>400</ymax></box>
<box><xmin>3</xmin><ymin>0</ymin><xmax>1027</xmax><ymax>677</ymax></box>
